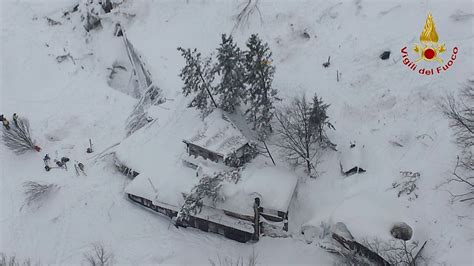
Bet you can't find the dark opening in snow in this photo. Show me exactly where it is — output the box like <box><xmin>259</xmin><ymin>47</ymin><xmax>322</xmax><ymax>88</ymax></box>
<box><xmin>380</xmin><ymin>51</ymin><xmax>391</xmax><ymax>60</ymax></box>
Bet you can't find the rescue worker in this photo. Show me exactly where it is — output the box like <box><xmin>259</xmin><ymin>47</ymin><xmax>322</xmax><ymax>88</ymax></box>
<box><xmin>60</xmin><ymin>157</ymin><xmax>70</xmax><ymax>170</ymax></box>
<box><xmin>43</xmin><ymin>154</ymin><xmax>50</xmax><ymax>166</ymax></box>
<box><xmin>78</xmin><ymin>162</ymin><xmax>85</xmax><ymax>172</ymax></box>
<box><xmin>12</xmin><ymin>113</ymin><xmax>18</xmax><ymax>127</ymax></box>
<box><xmin>2</xmin><ymin>116</ymin><xmax>10</xmax><ymax>130</ymax></box>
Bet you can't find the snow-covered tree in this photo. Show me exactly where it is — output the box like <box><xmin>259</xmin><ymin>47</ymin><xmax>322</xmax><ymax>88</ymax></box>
<box><xmin>225</xmin><ymin>145</ymin><xmax>258</xmax><ymax>168</ymax></box>
<box><xmin>275</xmin><ymin>94</ymin><xmax>334</xmax><ymax>175</ymax></box>
<box><xmin>77</xmin><ymin>0</ymin><xmax>125</xmax><ymax>32</ymax></box>
<box><xmin>213</xmin><ymin>34</ymin><xmax>246</xmax><ymax>113</ymax></box>
<box><xmin>178</xmin><ymin>47</ymin><xmax>218</xmax><ymax>114</ymax></box>
<box><xmin>2</xmin><ymin>117</ymin><xmax>40</xmax><ymax>154</ymax></box>
<box><xmin>309</xmin><ymin>94</ymin><xmax>335</xmax><ymax>148</ymax></box>
<box><xmin>79</xmin><ymin>0</ymin><xmax>104</xmax><ymax>32</ymax></box>
<box><xmin>243</xmin><ymin>34</ymin><xmax>277</xmax><ymax>139</ymax></box>
<box><xmin>177</xmin><ymin>173</ymin><xmax>224</xmax><ymax>222</ymax></box>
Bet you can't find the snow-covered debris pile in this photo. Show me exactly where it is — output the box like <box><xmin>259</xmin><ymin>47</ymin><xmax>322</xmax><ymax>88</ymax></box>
<box><xmin>339</xmin><ymin>141</ymin><xmax>366</xmax><ymax>176</ymax></box>
<box><xmin>302</xmin><ymin>194</ymin><xmax>425</xmax><ymax>264</ymax></box>
<box><xmin>390</xmin><ymin>222</ymin><xmax>413</xmax><ymax>241</ymax></box>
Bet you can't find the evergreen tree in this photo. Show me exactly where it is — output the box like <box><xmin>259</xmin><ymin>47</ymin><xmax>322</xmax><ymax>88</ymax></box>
<box><xmin>178</xmin><ymin>47</ymin><xmax>217</xmax><ymax>114</ymax></box>
<box><xmin>244</xmin><ymin>34</ymin><xmax>277</xmax><ymax>139</ymax></box>
<box><xmin>309</xmin><ymin>95</ymin><xmax>335</xmax><ymax>144</ymax></box>
<box><xmin>177</xmin><ymin>173</ymin><xmax>224</xmax><ymax>222</ymax></box>
<box><xmin>213</xmin><ymin>34</ymin><xmax>246</xmax><ymax>113</ymax></box>
<box><xmin>2</xmin><ymin>117</ymin><xmax>40</xmax><ymax>154</ymax></box>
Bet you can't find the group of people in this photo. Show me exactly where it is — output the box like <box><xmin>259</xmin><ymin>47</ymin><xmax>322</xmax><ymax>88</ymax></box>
<box><xmin>43</xmin><ymin>154</ymin><xmax>86</xmax><ymax>176</ymax></box>
<box><xmin>1</xmin><ymin>113</ymin><xmax>19</xmax><ymax>130</ymax></box>
<box><xmin>2</xmin><ymin>112</ymin><xmax>88</xmax><ymax>175</ymax></box>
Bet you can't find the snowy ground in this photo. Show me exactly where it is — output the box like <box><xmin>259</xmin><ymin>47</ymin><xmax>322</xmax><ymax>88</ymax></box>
<box><xmin>1</xmin><ymin>0</ymin><xmax>473</xmax><ymax>265</ymax></box>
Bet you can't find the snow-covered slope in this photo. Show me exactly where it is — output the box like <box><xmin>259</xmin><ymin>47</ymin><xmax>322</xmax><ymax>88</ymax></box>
<box><xmin>1</xmin><ymin>0</ymin><xmax>473</xmax><ymax>264</ymax></box>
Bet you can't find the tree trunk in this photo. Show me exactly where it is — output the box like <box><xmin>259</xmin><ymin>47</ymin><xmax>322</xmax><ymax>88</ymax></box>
<box><xmin>263</xmin><ymin>140</ymin><xmax>276</xmax><ymax>165</ymax></box>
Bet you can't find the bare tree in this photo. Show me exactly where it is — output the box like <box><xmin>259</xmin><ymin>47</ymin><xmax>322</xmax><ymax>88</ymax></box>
<box><xmin>84</xmin><ymin>243</ymin><xmax>113</xmax><ymax>266</ymax></box>
<box><xmin>209</xmin><ymin>250</ymin><xmax>258</xmax><ymax>266</ymax></box>
<box><xmin>361</xmin><ymin>238</ymin><xmax>425</xmax><ymax>266</ymax></box>
<box><xmin>0</xmin><ymin>253</ymin><xmax>36</xmax><ymax>266</ymax></box>
<box><xmin>441</xmin><ymin>79</ymin><xmax>474</xmax><ymax>203</ymax></box>
<box><xmin>275</xmin><ymin>94</ymin><xmax>334</xmax><ymax>175</ymax></box>
<box><xmin>446</xmin><ymin>156</ymin><xmax>474</xmax><ymax>203</ymax></box>
<box><xmin>442</xmin><ymin>81</ymin><xmax>474</xmax><ymax>151</ymax></box>
<box><xmin>232</xmin><ymin>0</ymin><xmax>263</xmax><ymax>33</ymax></box>
<box><xmin>23</xmin><ymin>181</ymin><xmax>58</xmax><ymax>207</ymax></box>
<box><xmin>2</xmin><ymin>117</ymin><xmax>40</xmax><ymax>154</ymax></box>
<box><xmin>391</xmin><ymin>171</ymin><xmax>420</xmax><ymax>201</ymax></box>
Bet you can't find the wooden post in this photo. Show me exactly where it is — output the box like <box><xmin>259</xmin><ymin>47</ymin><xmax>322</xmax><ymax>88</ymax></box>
<box><xmin>87</xmin><ymin>139</ymin><xmax>93</xmax><ymax>153</ymax></box>
<box><xmin>253</xmin><ymin>198</ymin><xmax>261</xmax><ymax>240</ymax></box>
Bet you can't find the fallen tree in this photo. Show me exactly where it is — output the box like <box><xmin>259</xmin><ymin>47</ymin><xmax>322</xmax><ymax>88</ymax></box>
<box><xmin>2</xmin><ymin>116</ymin><xmax>41</xmax><ymax>154</ymax></box>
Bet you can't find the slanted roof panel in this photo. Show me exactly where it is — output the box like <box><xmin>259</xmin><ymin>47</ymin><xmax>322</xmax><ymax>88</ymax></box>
<box><xmin>184</xmin><ymin>109</ymin><xmax>249</xmax><ymax>157</ymax></box>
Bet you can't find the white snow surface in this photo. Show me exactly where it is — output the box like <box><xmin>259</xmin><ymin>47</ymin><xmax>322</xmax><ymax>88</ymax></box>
<box><xmin>219</xmin><ymin>165</ymin><xmax>298</xmax><ymax>216</ymax></box>
<box><xmin>339</xmin><ymin>142</ymin><xmax>367</xmax><ymax>173</ymax></box>
<box><xmin>1</xmin><ymin>0</ymin><xmax>473</xmax><ymax>265</ymax></box>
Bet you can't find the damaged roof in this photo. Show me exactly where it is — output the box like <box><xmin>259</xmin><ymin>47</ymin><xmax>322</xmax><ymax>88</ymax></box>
<box><xmin>183</xmin><ymin>109</ymin><xmax>250</xmax><ymax>157</ymax></box>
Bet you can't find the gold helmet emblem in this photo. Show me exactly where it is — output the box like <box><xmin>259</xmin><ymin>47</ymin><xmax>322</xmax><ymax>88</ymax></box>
<box><xmin>413</xmin><ymin>12</ymin><xmax>446</xmax><ymax>63</ymax></box>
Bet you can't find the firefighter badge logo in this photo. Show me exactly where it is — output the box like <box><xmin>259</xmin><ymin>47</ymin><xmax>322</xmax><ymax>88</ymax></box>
<box><xmin>400</xmin><ymin>12</ymin><xmax>458</xmax><ymax>75</ymax></box>
<box><xmin>413</xmin><ymin>12</ymin><xmax>446</xmax><ymax>63</ymax></box>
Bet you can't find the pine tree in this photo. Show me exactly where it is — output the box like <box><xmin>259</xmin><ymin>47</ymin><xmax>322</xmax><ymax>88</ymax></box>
<box><xmin>213</xmin><ymin>34</ymin><xmax>246</xmax><ymax>113</ymax></box>
<box><xmin>178</xmin><ymin>47</ymin><xmax>218</xmax><ymax>114</ymax></box>
<box><xmin>177</xmin><ymin>173</ymin><xmax>224</xmax><ymax>222</ymax></box>
<box><xmin>2</xmin><ymin>117</ymin><xmax>39</xmax><ymax>154</ymax></box>
<box><xmin>309</xmin><ymin>94</ymin><xmax>335</xmax><ymax>144</ymax></box>
<box><xmin>244</xmin><ymin>34</ymin><xmax>277</xmax><ymax>139</ymax></box>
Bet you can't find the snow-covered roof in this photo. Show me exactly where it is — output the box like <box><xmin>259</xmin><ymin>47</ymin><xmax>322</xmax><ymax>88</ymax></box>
<box><xmin>183</xmin><ymin>109</ymin><xmax>249</xmax><ymax>157</ymax></box>
<box><xmin>339</xmin><ymin>142</ymin><xmax>367</xmax><ymax>173</ymax></box>
<box><xmin>218</xmin><ymin>166</ymin><xmax>298</xmax><ymax>216</ymax></box>
<box><xmin>117</xmin><ymin>107</ymin><xmax>297</xmax><ymax>226</ymax></box>
<box><xmin>124</xmin><ymin>164</ymin><xmax>298</xmax><ymax>219</ymax></box>
<box><xmin>194</xmin><ymin>206</ymin><xmax>255</xmax><ymax>233</ymax></box>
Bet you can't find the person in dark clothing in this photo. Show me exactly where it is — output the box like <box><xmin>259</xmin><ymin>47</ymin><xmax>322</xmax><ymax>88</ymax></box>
<box><xmin>2</xmin><ymin>117</ymin><xmax>10</xmax><ymax>130</ymax></box>
<box><xmin>12</xmin><ymin>113</ymin><xmax>18</xmax><ymax>127</ymax></box>
<box><xmin>78</xmin><ymin>162</ymin><xmax>85</xmax><ymax>172</ymax></box>
<box><xmin>43</xmin><ymin>154</ymin><xmax>51</xmax><ymax>166</ymax></box>
<box><xmin>60</xmin><ymin>157</ymin><xmax>70</xmax><ymax>170</ymax></box>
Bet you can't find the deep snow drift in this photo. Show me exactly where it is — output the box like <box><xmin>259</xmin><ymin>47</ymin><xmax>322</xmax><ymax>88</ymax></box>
<box><xmin>1</xmin><ymin>0</ymin><xmax>473</xmax><ymax>264</ymax></box>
